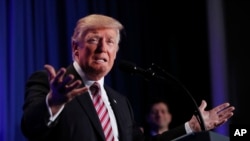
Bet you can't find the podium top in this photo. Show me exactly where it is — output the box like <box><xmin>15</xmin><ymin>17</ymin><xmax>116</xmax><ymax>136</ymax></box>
<box><xmin>171</xmin><ymin>131</ymin><xmax>229</xmax><ymax>141</ymax></box>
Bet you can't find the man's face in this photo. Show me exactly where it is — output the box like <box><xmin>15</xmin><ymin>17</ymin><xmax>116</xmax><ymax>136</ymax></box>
<box><xmin>148</xmin><ymin>102</ymin><xmax>172</xmax><ymax>129</ymax></box>
<box><xmin>74</xmin><ymin>28</ymin><xmax>119</xmax><ymax>80</ymax></box>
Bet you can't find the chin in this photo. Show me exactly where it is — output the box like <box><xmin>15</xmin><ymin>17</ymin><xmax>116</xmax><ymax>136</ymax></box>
<box><xmin>92</xmin><ymin>68</ymin><xmax>109</xmax><ymax>76</ymax></box>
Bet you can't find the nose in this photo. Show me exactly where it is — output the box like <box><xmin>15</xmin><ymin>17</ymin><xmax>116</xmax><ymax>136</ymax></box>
<box><xmin>97</xmin><ymin>39</ymin><xmax>107</xmax><ymax>52</ymax></box>
<box><xmin>154</xmin><ymin>111</ymin><xmax>161</xmax><ymax>117</ymax></box>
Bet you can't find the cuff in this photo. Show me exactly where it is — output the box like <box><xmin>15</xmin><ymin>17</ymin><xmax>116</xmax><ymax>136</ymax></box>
<box><xmin>185</xmin><ymin>122</ymin><xmax>193</xmax><ymax>134</ymax></box>
<box><xmin>45</xmin><ymin>94</ymin><xmax>65</xmax><ymax>126</ymax></box>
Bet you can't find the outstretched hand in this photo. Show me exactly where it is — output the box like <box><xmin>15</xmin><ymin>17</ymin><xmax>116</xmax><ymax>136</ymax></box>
<box><xmin>44</xmin><ymin>64</ymin><xmax>88</xmax><ymax>114</ymax></box>
<box><xmin>188</xmin><ymin>100</ymin><xmax>235</xmax><ymax>132</ymax></box>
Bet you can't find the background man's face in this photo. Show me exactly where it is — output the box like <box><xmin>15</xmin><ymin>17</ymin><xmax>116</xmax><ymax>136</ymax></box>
<box><xmin>148</xmin><ymin>102</ymin><xmax>172</xmax><ymax>129</ymax></box>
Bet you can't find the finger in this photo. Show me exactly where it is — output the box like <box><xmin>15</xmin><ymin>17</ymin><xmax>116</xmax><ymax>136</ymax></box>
<box><xmin>65</xmin><ymin>80</ymin><xmax>82</xmax><ymax>92</ymax></box>
<box><xmin>216</xmin><ymin>119</ymin><xmax>228</xmax><ymax>127</ymax></box>
<box><xmin>199</xmin><ymin>100</ymin><xmax>207</xmax><ymax>111</ymax></box>
<box><xmin>218</xmin><ymin>111</ymin><xmax>234</xmax><ymax>119</ymax></box>
<box><xmin>218</xmin><ymin>107</ymin><xmax>234</xmax><ymax>119</ymax></box>
<box><xmin>219</xmin><ymin>106</ymin><xmax>235</xmax><ymax>114</ymax></box>
<box><xmin>214</xmin><ymin>103</ymin><xmax>231</xmax><ymax>113</ymax></box>
<box><xmin>44</xmin><ymin>64</ymin><xmax>56</xmax><ymax>80</ymax></box>
<box><xmin>54</xmin><ymin>68</ymin><xmax>67</xmax><ymax>84</ymax></box>
<box><xmin>58</xmin><ymin>74</ymin><xmax>75</xmax><ymax>89</ymax></box>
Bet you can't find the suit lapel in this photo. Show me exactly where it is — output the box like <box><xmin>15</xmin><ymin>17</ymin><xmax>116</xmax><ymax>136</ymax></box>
<box><xmin>66</xmin><ymin>64</ymin><xmax>106</xmax><ymax>141</ymax></box>
<box><xmin>76</xmin><ymin>93</ymin><xmax>106</xmax><ymax>140</ymax></box>
<box><xmin>105</xmin><ymin>86</ymin><xmax>126</xmax><ymax>139</ymax></box>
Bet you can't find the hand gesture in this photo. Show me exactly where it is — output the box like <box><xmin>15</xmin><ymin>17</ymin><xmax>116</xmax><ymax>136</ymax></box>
<box><xmin>189</xmin><ymin>100</ymin><xmax>235</xmax><ymax>132</ymax></box>
<box><xmin>44</xmin><ymin>64</ymin><xmax>88</xmax><ymax>114</ymax></box>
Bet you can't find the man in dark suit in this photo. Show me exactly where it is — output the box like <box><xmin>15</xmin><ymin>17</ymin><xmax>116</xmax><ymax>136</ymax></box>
<box><xmin>21</xmin><ymin>14</ymin><xmax>235</xmax><ymax>141</ymax></box>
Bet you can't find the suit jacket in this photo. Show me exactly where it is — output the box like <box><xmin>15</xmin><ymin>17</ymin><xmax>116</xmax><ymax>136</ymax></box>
<box><xmin>21</xmin><ymin>64</ymin><xmax>187</xmax><ymax>141</ymax></box>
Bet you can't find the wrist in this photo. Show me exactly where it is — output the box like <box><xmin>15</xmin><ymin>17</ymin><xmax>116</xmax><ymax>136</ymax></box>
<box><xmin>47</xmin><ymin>92</ymin><xmax>64</xmax><ymax>115</ymax></box>
<box><xmin>188</xmin><ymin>115</ymin><xmax>201</xmax><ymax>132</ymax></box>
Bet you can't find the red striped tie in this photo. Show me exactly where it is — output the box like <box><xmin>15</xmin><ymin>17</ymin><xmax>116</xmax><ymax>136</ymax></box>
<box><xmin>90</xmin><ymin>82</ymin><xmax>115</xmax><ymax>141</ymax></box>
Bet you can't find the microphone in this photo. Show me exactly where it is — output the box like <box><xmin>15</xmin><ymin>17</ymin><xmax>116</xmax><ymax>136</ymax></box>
<box><xmin>150</xmin><ymin>62</ymin><xmax>207</xmax><ymax>131</ymax></box>
<box><xmin>119</xmin><ymin>60</ymin><xmax>206</xmax><ymax>131</ymax></box>
<box><xmin>118</xmin><ymin>60</ymin><xmax>165</xmax><ymax>80</ymax></box>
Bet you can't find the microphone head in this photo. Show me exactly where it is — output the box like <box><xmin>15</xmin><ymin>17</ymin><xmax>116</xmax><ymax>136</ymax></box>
<box><xmin>118</xmin><ymin>60</ymin><xmax>167</xmax><ymax>81</ymax></box>
<box><xmin>118</xmin><ymin>60</ymin><xmax>138</xmax><ymax>74</ymax></box>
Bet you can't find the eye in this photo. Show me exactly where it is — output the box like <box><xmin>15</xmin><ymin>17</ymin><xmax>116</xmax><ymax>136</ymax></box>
<box><xmin>161</xmin><ymin>110</ymin><xmax>166</xmax><ymax>114</ymax></box>
<box><xmin>87</xmin><ymin>37</ymin><xmax>99</xmax><ymax>44</ymax></box>
<box><xmin>107</xmin><ymin>39</ymin><xmax>116</xmax><ymax>46</ymax></box>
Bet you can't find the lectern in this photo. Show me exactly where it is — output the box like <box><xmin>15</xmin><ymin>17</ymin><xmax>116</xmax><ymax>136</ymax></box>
<box><xmin>172</xmin><ymin>131</ymin><xmax>229</xmax><ymax>141</ymax></box>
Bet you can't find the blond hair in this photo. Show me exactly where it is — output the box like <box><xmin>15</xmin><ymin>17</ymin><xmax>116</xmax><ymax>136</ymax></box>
<box><xmin>71</xmin><ymin>14</ymin><xmax>124</xmax><ymax>45</ymax></box>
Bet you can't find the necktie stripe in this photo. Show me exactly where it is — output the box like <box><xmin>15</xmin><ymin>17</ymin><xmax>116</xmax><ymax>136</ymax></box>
<box><xmin>90</xmin><ymin>82</ymin><xmax>115</xmax><ymax>141</ymax></box>
<box><xmin>93</xmin><ymin>96</ymin><xmax>101</xmax><ymax>107</ymax></box>
<box><xmin>97</xmin><ymin>103</ymin><xmax>105</xmax><ymax>115</ymax></box>
<box><xmin>103</xmin><ymin>117</ymin><xmax>111</xmax><ymax>131</ymax></box>
<box><xmin>105</xmin><ymin>126</ymin><xmax>113</xmax><ymax>140</ymax></box>
<box><xmin>100</xmin><ymin>111</ymin><xmax>109</xmax><ymax>125</ymax></box>
<box><xmin>105</xmin><ymin>124</ymin><xmax>112</xmax><ymax>135</ymax></box>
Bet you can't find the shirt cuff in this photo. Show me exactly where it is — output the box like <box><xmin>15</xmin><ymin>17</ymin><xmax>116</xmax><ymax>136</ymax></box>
<box><xmin>46</xmin><ymin>94</ymin><xmax>65</xmax><ymax>125</ymax></box>
<box><xmin>184</xmin><ymin>122</ymin><xmax>193</xmax><ymax>134</ymax></box>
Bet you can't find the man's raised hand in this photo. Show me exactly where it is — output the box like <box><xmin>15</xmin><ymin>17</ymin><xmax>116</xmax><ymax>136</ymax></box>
<box><xmin>44</xmin><ymin>64</ymin><xmax>88</xmax><ymax>114</ymax></box>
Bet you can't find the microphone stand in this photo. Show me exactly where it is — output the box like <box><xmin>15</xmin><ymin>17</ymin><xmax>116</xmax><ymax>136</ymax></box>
<box><xmin>149</xmin><ymin>63</ymin><xmax>207</xmax><ymax>131</ymax></box>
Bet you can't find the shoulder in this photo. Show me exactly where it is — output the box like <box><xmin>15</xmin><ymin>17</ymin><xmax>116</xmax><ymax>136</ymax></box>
<box><xmin>25</xmin><ymin>70</ymin><xmax>49</xmax><ymax>87</ymax></box>
<box><xmin>104</xmin><ymin>85</ymin><xmax>125</xmax><ymax>97</ymax></box>
<box><xmin>26</xmin><ymin>70</ymin><xmax>48</xmax><ymax>81</ymax></box>
<box><xmin>104</xmin><ymin>85</ymin><xmax>131</xmax><ymax>104</ymax></box>
<box><xmin>28</xmin><ymin>70</ymin><xmax>47</xmax><ymax>78</ymax></box>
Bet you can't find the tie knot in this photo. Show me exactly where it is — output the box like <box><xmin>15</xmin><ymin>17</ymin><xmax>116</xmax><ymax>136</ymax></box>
<box><xmin>90</xmin><ymin>82</ymin><xmax>100</xmax><ymax>96</ymax></box>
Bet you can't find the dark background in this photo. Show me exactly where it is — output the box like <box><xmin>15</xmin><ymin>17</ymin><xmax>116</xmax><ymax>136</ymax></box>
<box><xmin>0</xmin><ymin>0</ymin><xmax>249</xmax><ymax>141</ymax></box>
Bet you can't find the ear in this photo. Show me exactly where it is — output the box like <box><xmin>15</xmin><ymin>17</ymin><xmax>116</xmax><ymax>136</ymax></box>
<box><xmin>169</xmin><ymin>113</ymin><xmax>172</xmax><ymax>123</ymax></box>
<box><xmin>72</xmin><ymin>41</ymin><xmax>79</xmax><ymax>57</ymax></box>
<box><xmin>72</xmin><ymin>41</ymin><xmax>78</xmax><ymax>51</ymax></box>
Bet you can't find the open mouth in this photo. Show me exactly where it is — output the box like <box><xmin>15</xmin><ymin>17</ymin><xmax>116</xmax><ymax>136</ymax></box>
<box><xmin>94</xmin><ymin>57</ymin><xmax>107</xmax><ymax>63</ymax></box>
